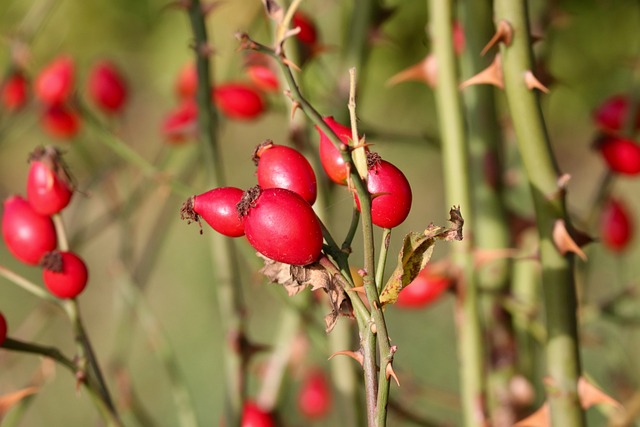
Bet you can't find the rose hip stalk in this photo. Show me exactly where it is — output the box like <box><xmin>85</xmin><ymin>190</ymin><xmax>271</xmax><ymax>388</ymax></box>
<box><xmin>181</xmin><ymin>187</ymin><xmax>245</xmax><ymax>237</ymax></box>
<box><xmin>237</xmin><ymin>186</ymin><xmax>323</xmax><ymax>265</ymax></box>
<box><xmin>42</xmin><ymin>251</ymin><xmax>89</xmax><ymax>299</ymax></box>
<box><xmin>87</xmin><ymin>60</ymin><xmax>128</xmax><ymax>114</ymax></box>
<box><xmin>253</xmin><ymin>140</ymin><xmax>317</xmax><ymax>205</ymax></box>
<box><xmin>27</xmin><ymin>146</ymin><xmax>74</xmax><ymax>215</ymax></box>
<box><xmin>2</xmin><ymin>195</ymin><xmax>57</xmax><ymax>265</ymax></box>
<box><xmin>35</xmin><ymin>55</ymin><xmax>75</xmax><ymax>104</ymax></box>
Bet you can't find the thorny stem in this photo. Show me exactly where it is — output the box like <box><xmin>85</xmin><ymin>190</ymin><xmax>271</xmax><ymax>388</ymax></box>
<box><xmin>375</xmin><ymin>228</ymin><xmax>392</xmax><ymax>294</ymax></box>
<box><xmin>186</xmin><ymin>1</ymin><xmax>248</xmax><ymax>424</ymax></box>
<box><xmin>429</xmin><ymin>0</ymin><xmax>485</xmax><ymax>425</ymax></box>
<box><xmin>494</xmin><ymin>0</ymin><xmax>585</xmax><ymax>425</ymax></box>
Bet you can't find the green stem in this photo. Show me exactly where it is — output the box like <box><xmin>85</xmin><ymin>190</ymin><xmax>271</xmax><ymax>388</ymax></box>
<box><xmin>494</xmin><ymin>1</ymin><xmax>584</xmax><ymax>425</ymax></box>
<box><xmin>429</xmin><ymin>1</ymin><xmax>485</xmax><ymax>425</ymax></box>
<box><xmin>342</xmin><ymin>207</ymin><xmax>361</xmax><ymax>251</ymax></box>
<box><xmin>375</xmin><ymin>228</ymin><xmax>391</xmax><ymax>294</ymax></box>
<box><xmin>0</xmin><ymin>265</ymin><xmax>60</xmax><ymax>304</ymax></box>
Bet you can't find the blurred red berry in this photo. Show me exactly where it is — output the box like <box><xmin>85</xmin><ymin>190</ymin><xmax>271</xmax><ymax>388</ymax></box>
<box><xmin>595</xmin><ymin>135</ymin><xmax>640</xmax><ymax>175</ymax></box>
<box><xmin>246</xmin><ymin>65</ymin><xmax>279</xmax><ymax>93</ymax></box>
<box><xmin>0</xmin><ymin>312</ymin><xmax>6</xmax><ymax>346</ymax></box>
<box><xmin>593</xmin><ymin>95</ymin><xmax>640</xmax><ymax>133</ymax></box>
<box><xmin>162</xmin><ymin>99</ymin><xmax>198</xmax><ymax>143</ymax></box>
<box><xmin>213</xmin><ymin>83</ymin><xmax>265</xmax><ymax>120</ymax></box>
<box><xmin>292</xmin><ymin>11</ymin><xmax>318</xmax><ymax>46</ymax></box>
<box><xmin>453</xmin><ymin>21</ymin><xmax>466</xmax><ymax>55</ymax></box>
<box><xmin>35</xmin><ymin>55</ymin><xmax>75</xmax><ymax>104</ymax></box>
<box><xmin>396</xmin><ymin>267</ymin><xmax>451</xmax><ymax>308</ymax></box>
<box><xmin>27</xmin><ymin>146</ymin><xmax>74</xmax><ymax>215</ymax></box>
<box><xmin>175</xmin><ymin>62</ymin><xmax>197</xmax><ymax>100</ymax></box>
<box><xmin>600</xmin><ymin>198</ymin><xmax>633</xmax><ymax>252</ymax></box>
<box><xmin>1</xmin><ymin>71</ymin><xmax>28</xmax><ymax>111</ymax></box>
<box><xmin>241</xmin><ymin>401</ymin><xmax>274</xmax><ymax>427</ymax></box>
<box><xmin>298</xmin><ymin>370</ymin><xmax>332</xmax><ymax>419</ymax></box>
<box><xmin>41</xmin><ymin>103</ymin><xmax>80</xmax><ymax>139</ymax></box>
<box><xmin>42</xmin><ymin>251</ymin><xmax>88</xmax><ymax>299</ymax></box>
<box><xmin>2</xmin><ymin>195</ymin><xmax>57</xmax><ymax>265</ymax></box>
<box><xmin>87</xmin><ymin>60</ymin><xmax>127</xmax><ymax>114</ymax></box>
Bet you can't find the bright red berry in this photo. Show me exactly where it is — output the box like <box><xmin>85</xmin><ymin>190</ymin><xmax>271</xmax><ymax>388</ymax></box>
<box><xmin>246</xmin><ymin>65</ymin><xmax>279</xmax><ymax>93</ymax></box>
<box><xmin>241</xmin><ymin>401</ymin><xmax>274</xmax><ymax>427</ymax></box>
<box><xmin>593</xmin><ymin>95</ymin><xmax>640</xmax><ymax>133</ymax></box>
<box><xmin>356</xmin><ymin>153</ymin><xmax>412</xmax><ymax>229</ymax></box>
<box><xmin>35</xmin><ymin>56</ymin><xmax>74</xmax><ymax>104</ymax></box>
<box><xmin>254</xmin><ymin>140</ymin><xmax>317</xmax><ymax>205</ymax></box>
<box><xmin>175</xmin><ymin>62</ymin><xmax>197</xmax><ymax>100</ymax></box>
<box><xmin>316</xmin><ymin>116</ymin><xmax>361</xmax><ymax>185</ymax></box>
<box><xmin>395</xmin><ymin>267</ymin><xmax>451</xmax><ymax>308</ymax></box>
<box><xmin>1</xmin><ymin>71</ymin><xmax>28</xmax><ymax>111</ymax></box>
<box><xmin>87</xmin><ymin>60</ymin><xmax>127</xmax><ymax>114</ymax></box>
<box><xmin>0</xmin><ymin>312</ymin><xmax>6</xmax><ymax>346</ymax></box>
<box><xmin>42</xmin><ymin>251</ymin><xmax>88</xmax><ymax>299</ymax></box>
<box><xmin>238</xmin><ymin>186</ymin><xmax>323</xmax><ymax>265</ymax></box>
<box><xmin>600</xmin><ymin>198</ymin><xmax>633</xmax><ymax>252</ymax></box>
<box><xmin>595</xmin><ymin>135</ymin><xmax>640</xmax><ymax>175</ymax></box>
<box><xmin>212</xmin><ymin>83</ymin><xmax>265</xmax><ymax>120</ymax></box>
<box><xmin>292</xmin><ymin>11</ymin><xmax>318</xmax><ymax>46</ymax></box>
<box><xmin>161</xmin><ymin>99</ymin><xmax>198</xmax><ymax>143</ymax></box>
<box><xmin>298</xmin><ymin>369</ymin><xmax>332</xmax><ymax>419</ymax></box>
<box><xmin>27</xmin><ymin>146</ymin><xmax>74</xmax><ymax>215</ymax></box>
<box><xmin>2</xmin><ymin>195</ymin><xmax>57</xmax><ymax>265</ymax></box>
<box><xmin>181</xmin><ymin>187</ymin><xmax>245</xmax><ymax>237</ymax></box>
<box><xmin>41</xmin><ymin>103</ymin><xmax>81</xmax><ymax>139</ymax></box>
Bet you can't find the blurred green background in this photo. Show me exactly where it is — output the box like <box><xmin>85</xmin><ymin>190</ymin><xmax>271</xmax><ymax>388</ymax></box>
<box><xmin>1</xmin><ymin>0</ymin><xmax>640</xmax><ymax>425</ymax></box>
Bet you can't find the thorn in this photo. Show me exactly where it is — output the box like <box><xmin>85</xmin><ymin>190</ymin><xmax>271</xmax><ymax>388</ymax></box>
<box><xmin>481</xmin><ymin>20</ymin><xmax>513</xmax><ymax>56</ymax></box>
<box><xmin>348</xmin><ymin>286</ymin><xmax>366</xmax><ymax>295</ymax></box>
<box><xmin>328</xmin><ymin>350</ymin><xmax>364</xmax><ymax>367</ymax></box>
<box><xmin>474</xmin><ymin>248</ymin><xmax>518</xmax><ymax>267</ymax></box>
<box><xmin>459</xmin><ymin>54</ymin><xmax>503</xmax><ymax>90</ymax></box>
<box><xmin>524</xmin><ymin>70</ymin><xmax>550</xmax><ymax>93</ymax></box>
<box><xmin>553</xmin><ymin>220</ymin><xmax>587</xmax><ymax>261</ymax></box>
<box><xmin>386</xmin><ymin>363</ymin><xmax>400</xmax><ymax>386</ymax></box>
<box><xmin>577</xmin><ymin>376</ymin><xmax>624</xmax><ymax>410</ymax></box>
<box><xmin>386</xmin><ymin>54</ymin><xmax>438</xmax><ymax>88</ymax></box>
<box><xmin>281</xmin><ymin>57</ymin><xmax>301</xmax><ymax>72</ymax></box>
<box><xmin>557</xmin><ymin>173</ymin><xmax>571</xmax><ymax>189</ymax></box>
<box><xmin>197</xmin><ymin>42</ymin><xmax>215</xmax><ymax>58</ymax></box>
<box><xmin>290</xmin><ymin>101</ymin><xmax>301</xmax><ymax>119</ymax></box>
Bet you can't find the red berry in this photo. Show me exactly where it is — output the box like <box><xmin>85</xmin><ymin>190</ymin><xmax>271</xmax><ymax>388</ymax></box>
<box><xmin>1</xmin><ymin>71</ymin><xmax>28</xmax><ymax>111</ymax></box>
<box><xmin>246</xmin><ymin>65</ymin><xmax>279</xmax><ymax>93</ymax></box>
<box><xmin>181</xmin><ymin>187</ymin><xmax>245</xmax><ymax>237</ymax></box>
<box><xmin>298</xmin><ymin>369</ymin><xmax>332</xmax><ymax>419</ymax></box>
<box><xmin>593</xmin><ymin>95</ymin><xmax>640</xmax><ymax>133</ymax></box>
<box><xmin>87</xmin><ymin>60</ymin><xmax>127</xmax><ymax>114</ymax></box>
<box><xmin>596</xmin><ymin>135</ymin><xmax>640</xmax><ymax>175</ymax></box>
<box><xmin>35</xmin><ymin>56</ymin><xmax>74</xmax><ymax>104</ymax></box>
<box><xmin>0</xmin><ymin>312</ymin><xmax>6</xmax><ymax>346</ymax></box>
<box><xmin>356</xmin><ymin>154</ymin><xmax>412</xmax><ymax>229</ymax></box>
<box><xmin>212</xmin><ymin>83</ymin><xmax>265</xmax><ymax>120</ymax></box>
<box><xmin>2</xmin><ymin>195</ymin><xmax>57</xmax><ymax>265</ymax></box>
<box><xmin>175</xmin><ymin>62</ymin><xmax>197</xmax><ymax>99</ymax></box>
<box><xmin>316</xmin><ymin>116</ymin><xmax>360</xmax><ymax>185</ymax></box>
<box><xmin>395</xmin><ymin>267</ymin><xmax>451</xmax><ymax>308</ymax></box>
<box><xmin>292</xmin><ymin>11</ymin><xmax>318</xmax><ymax>46</ymax></box>
<box><xmin>42</xmin><ymin>251</ymin><xmax>88</xmax><ymax>299</ymax></box>
<box><xmin>600</xmin><ymin>198</ymin><xmax>633</xmax><ymax>252</ymax></box>
<box><xmin>41</xmin><ymin>103</ymin><xmax>81</xmax><ymax>139</ymax></box>
<box><xmin>162</xmin><ymin>99</ymin><xmax>198</xmax><ymax>143</ymax></box>
<box><xmin>254</xmin><ymin>141</ymin><xmax>317</xmax><ymax>205</ymax></box>
<box><xmin>27</xmin><ymin>146</ymin><xmax>74</xmax><ymax>215</ymax></box>
<box><xmin>238</xmin><ymin>186</ymin><xmax>323</xmax><ymax>265</ymax></box>
<box><xmin>241</xmin><ymin>401</ymin><xmax>274</xmax><ymax>427</ymax></box>
<box><xmin>453</xmin><ymin>21</ymin><xmax>466</xmax><ymax>56</ymax></box>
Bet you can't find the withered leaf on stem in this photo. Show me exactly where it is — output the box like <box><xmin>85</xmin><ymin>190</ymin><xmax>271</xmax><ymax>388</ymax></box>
<box><xmin>259</xmin><ymin>255</ymin><xmax>353</xmax><ymax>332</ymax></box>
<box><xmin>379</xmin><ymin>206</ymin><xmax>464</xmax><ymax>305</ymax></box>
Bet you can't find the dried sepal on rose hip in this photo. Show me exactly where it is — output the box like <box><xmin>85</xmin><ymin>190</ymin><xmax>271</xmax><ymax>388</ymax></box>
<box><xmin>237</xmin><ymin>186</ymin><xmax>323</xmax><ymax>266</ymax></box>
<box><xmin>253</xmin><ymin>140</ymin><xmax>317</xmax><ymax>205</ymax></box>
<box><xmin>42</xmin><ymin>251</ymin><xmax>88</xmax><ymax>299</ymax></box>
<box><xmin>2</xmin><ymin>195</ymin><xmax>57</xmax><ymax>265</ymax></box>
<box><xmin>181</xmin><ymin>187</ymin><xmax>245</xmax><ymax>237</ymax></box>
<box><xmin>27</xmin><ymin>146</ymin><xmax>74</xmax><ymax>215</ymax></box>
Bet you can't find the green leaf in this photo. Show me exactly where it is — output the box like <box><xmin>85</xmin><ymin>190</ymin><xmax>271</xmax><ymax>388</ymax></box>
<box><xmin>379</xmin><ymin>206</ymin><xmax>463</xmax><ymax>305</ymax></box>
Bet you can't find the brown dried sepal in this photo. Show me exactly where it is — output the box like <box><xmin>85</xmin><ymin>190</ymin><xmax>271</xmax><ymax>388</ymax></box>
<box><xmin>252</xmin><ymin>140</ymin><xmax>274</xmax><ymax>166</ymax></box>
<box><xmin>180</xmin><ymin>196</ymin><xmax>203</xmax><ymax>234</ymax></box>
<box><xmin>237</xmin><ymin>185</ymin><xmax>262</xmax><ymax>218</ymax></box>
<box><xmin>366</xmin><ymin>151</ymin><xmax>382</xmax><ymax>169</ymax></box>
<box><xmin>40</xmin><ymin>251</ymin><xmax>63</xmax><ymax>273</ymax></box>
<box><xmin>28</xmin><ymin>145</ymin><xmax>75</xmax><ymax>191</ymax></box>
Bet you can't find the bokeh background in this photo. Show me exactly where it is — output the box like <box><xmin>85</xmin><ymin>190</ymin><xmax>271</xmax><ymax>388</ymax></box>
<box><xmin>1</xmin><ymin>0</ymin><xmax>640</xmax><ymax>425</ymax></box>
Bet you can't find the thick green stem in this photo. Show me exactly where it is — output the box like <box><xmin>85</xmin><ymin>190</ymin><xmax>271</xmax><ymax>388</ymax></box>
<box><xmin>494</xmin><ymin>1</ymin><xmax>584</xmax><ymax>425</ymax></box>
<box><xmin>429</xmin><ymin>1</ymin><xmax>485</xmax><ymax>425</ymax></box>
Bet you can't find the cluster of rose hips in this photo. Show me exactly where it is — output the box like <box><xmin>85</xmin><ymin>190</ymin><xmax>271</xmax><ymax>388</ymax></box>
<box><xmin>592</xmin><ymin>95</ymin><xmax>638</xmax><ymax>252</ymax></box>
<box><xmin>0</xmin><ymin>55</ymin><xmax>128</xmax><ymax>139</ymax></box>
<box><xmin>1</xmin><ymin>147</ymin><xmax>87</xmax><ymax>300</ymax></box>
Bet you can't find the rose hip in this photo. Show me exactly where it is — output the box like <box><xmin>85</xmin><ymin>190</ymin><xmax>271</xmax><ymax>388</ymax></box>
<box><xmin>212</xmin><ymin>83</ymin><xmax>265</xmax><ymax>120</ymax></box>
<box><xmin>27</xmin><ymin>146</ymin><xmax>74</xmax><ymax>215</ymax></box>
<box><xmin>42</xmin><ymin>251</ymin><xmax>88</xmax><ymax>299</ymax></box>
<box><xmin>35</xmin><ymin>55</ymin><xmax>74</xmax><ymax>105</ymax></box>
<box><xmin>87</xmin><ymin>60</ymin><xmax>128</xmax><ymax>114</ymax></box>
<box><xmin>181</xmin><ymin>187</ymin><xmax>245</xmax><ymax>237</ymax></box>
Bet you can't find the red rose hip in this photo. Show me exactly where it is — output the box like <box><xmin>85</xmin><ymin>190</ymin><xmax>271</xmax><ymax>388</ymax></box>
<box><xmin>87</xmin><ymin>60</ymin><xmax>128</xmax><ymax>114</ymax></box>
<box><xmin>595</xmin><ymin>135</ymin><xmax>640</xmax><ymax>175</ymax></box>
<box><xmin>212</xmin><ymin>83</ymin><xmax>265</xmax><ymax>120</ymax></box>
<box><xmin>181</xmin><ymin>187</ymin><xmax>245</xmax><ymax>237</ymax></box>
<box><xmin>241</xmin><ymin>401</ymin><xmax>274</xmax><ymax>427</ymax></box>
<box><xmin>27</xmin><ymin>146</ymin><xmax>74</xmax><ymax>215</ymax></box>
<box><xmin>600</xmin><ymin>198</ymin><xmax>633</xmax><ymax>252</ymax></box>
<box><xmin>298</xmin><ymin>369</ymin><xmax>332</xmax><ymax>419</ymax></box>
<box><xmin>35</xmin><ymin>55</ymin><xmax>74</xmax><ymax>104</ymax></box>
<box><xmin>1</xmin><ymin>71</ymin><xmax>28</xmax><ymax>111</ymax></box>
<box><xmin>43</xmin><ymin>251</ymin><xmax>88</xmax><ymax>299</ymax></box>
<box><xmin>395</xmin><ymin>267</ymin><xmax>451</xmax><ymax>308</ymax></box>
<box><xmin>41</xmin><ymin>103</ymin><xmax>81</xmax><ymax>139</ymax></box>
<box><xmin>315</xmin><ymin>116</ymin><xmax>361</xmax><ymax>185</ymax></box>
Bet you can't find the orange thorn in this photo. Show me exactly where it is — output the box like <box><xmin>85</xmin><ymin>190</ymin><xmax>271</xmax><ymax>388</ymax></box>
<box><xmin>474</xmin><ymin>248</ymin><xmax>519</xmax><ymax>267</ymax></box>
<box><xmin>460</xmin><ymin>54</ymin><xmax>503</xmax><ymax>90</ymax></box>
<box><xmin>524</xmin><ymin>70</ymin><xmax>549</xmax><ymax>93</ymax></box>
<box><xmin>553</xmin><ymin>220</ymin><xmax>587</xmax><ymax>261</ymax></box>
<box><xmin>557</xmin><ymin>173</ymin><xmax>571</xmax><ymax>190</ymax></box>
<box><xmin>281</xmin><ymin>57</ymin><xmax>301</xmax><ymax>72</ymax></box>
<box><xmin>348</xmin><ymin>286</ymin><xmax>367</xmax><ymax>295</ymax></box>
<box><xmin>328</xmin><ymin>350</ymin><xmax>364</xmax><ymax>367</ymax></box>
<box><xmin>386</xmin><ymin>54</ymin><xmax>438</xmax><ymax>88</ymax></box>
<box><xmin>385</xmin><ymin>363</ymin><xmax>400</xmax><ymax>386</ymax></box>
<box><xmin>481</xmin><ymin>20</ymin><xmax>513</xmax><ymax>56</ymax></box>
<box><xmin>290</xmin><ymin>101</ymin><xmax>301</xmax><ymax>120</ymax></box>
<box><xmin>514</xmin><ymin>403</ymin><xmax>550</xmax><ymax>427</ymax></box>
